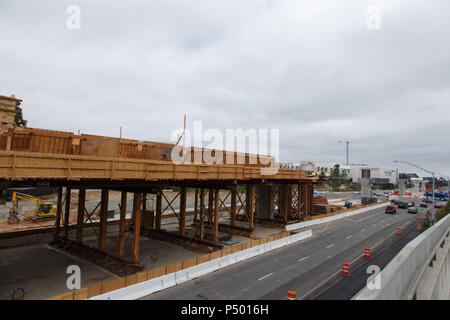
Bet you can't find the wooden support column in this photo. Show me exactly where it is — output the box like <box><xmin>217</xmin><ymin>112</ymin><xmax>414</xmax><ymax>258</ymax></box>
<box><xmin>303</xmin><ymin>184</ymin><xmax>310</xmax><ymax>217</ymax></box>
<box><xmin>76</xmin><ymin>187</ymin><xmax>86</xmax><ymax>243</ymax></box>
<box><xmin>194</xmin><ymin>188</ymin><xmax>199</xmax><ymax>222</ymax></box>
<box><xmin>179</xmin><ymin>187</ymin><xmax>187</xmax><ymax>236</ymax></box>
<box><xmin>199</xmin><ymin>188</ymin><xmax>205</xmax><ymax>240</ymax></box>
<box><xmin>132</xmin><ymin>192</ymin><xmax>142</xmax><ymax>263</ymax></box>
<box><xmin>155</xmin><ymin>188</ymin><xmax>162</xmax><ymax>230</ymax></box>
<box><xmin>118</xmin><ymin>191</ymin><xmax>127</xmax><ymax>258</ymax></box>
<box><xmin>286</xmin><ymin>184</ymin><xmax>292</xmax><ymax>219</ymax></box>
<box><xmin>266</xmin><ymin>185</ymin><xmax>272</xmax><ymax>219</ymax></box>
<box><xmin>55</xmin><ymin>187</ymin><xmax>63</xmax><ymax>235</ymax></box>
<box><xmin>208</xmin><ymin>189</ymin><xmax>214</xmax><ymax>225</ymax></box>
<box><xmin>230</xmin><ymin>185</ymin><xmax>237</xmax><ymax>226</ymax></box>
<box><xmin>98</xmin><ymin>189</ymin><xmax>109</xmax><ymax>250</ymax></box>
<box><xmin>214</xmin><ymin>189</ymin><xmax>219</xmax><ymax>243</ymax></box>
<box><xmin>63</xmin><ymin>187</ymin><xmax>71</xmax><ymax>238</ymax></box>
<box><xmin>246</xmin><ymin>184</ymin><xmax>254</xmax><ymax>230</ymax></box>
<box><xmin>297</xmin><ymin>183</ymin><xmax>301</xmax><ymax>218</ymax></box>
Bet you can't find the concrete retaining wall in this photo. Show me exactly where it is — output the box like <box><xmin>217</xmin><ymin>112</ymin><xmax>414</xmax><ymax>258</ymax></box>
<box><xmin>285</xmin><ymin>203</ymin><xmax>389</xmax><ymax>232</ymax></box>
<box><xmin>353</xmin><ymin>214</ymin><xmax>450</xmax><ymax>300</ymax></box>
<box><xmin>88</xmin><ymin>229</ymin><xmax>312</xmax><ymax>300</ymax></box>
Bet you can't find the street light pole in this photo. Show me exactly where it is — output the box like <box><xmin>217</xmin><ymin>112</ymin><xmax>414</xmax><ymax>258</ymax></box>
<box><xmin>393</xmin><ymin>160</ymin><xmax>437</xmax><ymax>223</ymax></box>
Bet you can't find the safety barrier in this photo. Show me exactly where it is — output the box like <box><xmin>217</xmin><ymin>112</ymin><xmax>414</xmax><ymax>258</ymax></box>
<box><xmin>353</xmin><ymin>213</ymin><xmax>450</xmax><ymax>300</ymax></box>
<box><xmin>49</xmin><ymin>229</ymin><xmax>312</xmax><ymax>300</ymax></box>
<box><xmin>285</xmin><ymin>202</ymin><xmax>389</xmax><ymax>232</ymax></box>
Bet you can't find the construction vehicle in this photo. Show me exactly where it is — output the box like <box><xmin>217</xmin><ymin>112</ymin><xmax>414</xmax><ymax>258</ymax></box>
<box><xmin>8</xmin><ymin>192</ymin><xmax>57</xmax><ymax>223</ymax></box>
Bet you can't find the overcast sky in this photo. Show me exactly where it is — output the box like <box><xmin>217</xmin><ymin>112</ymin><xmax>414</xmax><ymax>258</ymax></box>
<box><xmin>1</xmin><ymin>1</ymin><xmax>449</xmax><ymax>177</ymax></box>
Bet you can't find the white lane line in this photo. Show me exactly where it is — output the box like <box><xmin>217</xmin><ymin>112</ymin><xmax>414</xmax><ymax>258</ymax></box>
<box><xmin>381</xmin><ymin>220</ymin><xmax>384</xmax><ymax>223</ymax></box>
<box><xmin>361</xmin><ymin>229</ymin><xmax>366</xmax><ymax>232</ymax></box>
<box><xmin>326</xmin><ymin>244</ymin><xmax>335</xmax><ymax>249</ymax></box>
<box><xmin>257</xmin><ymin>273</ymin><xmax>274</xmax><ymax>281</ymax></box>
<box><xmin>346</xmin><ymin>235</ymin><xmax>352</xmax><ymax>239</ymax></box>
<box><xmin>298</xmin><ymin>256</ymin><xmax>309</xmax><ymax>262</ymax></box>
<box><xmin>372</xmin><ymin>224</ymin><xmax>377</xmax><ymax>227</ymax></box>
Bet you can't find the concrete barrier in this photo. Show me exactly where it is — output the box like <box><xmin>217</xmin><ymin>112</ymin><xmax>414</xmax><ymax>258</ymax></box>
<box><xmin>285</xmin><ymin>203</ymin><xmax>389</xmax><ymax>232</ymax></box>
<box><xmin>89</xmin><ymin>229</ymin><xmax>312</xmax><ymax>300</ymax></box>
<box><xmin>353</xmin><ymin>214</ymin><xmax>450</xmax><ymax>300</ymax></box>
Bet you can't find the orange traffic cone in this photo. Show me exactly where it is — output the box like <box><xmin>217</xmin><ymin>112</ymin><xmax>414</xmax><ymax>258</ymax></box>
<box><xmin>415</xmin><ymin>214</ymin><xmax>419</xmax><ymax>221</ymax></box>
<box><xmin>287</xmin><ymin>288</ymin><xmax>296</xmax><ymax>300</ymax></box>
<box><xmin>342</xmin><ymin>262</ymin><xmax>350</xmax><ymax>275</ymax></box>
<box><xmin>397</xmin><ymin>227</ymin><xmax>402</xmax><ymax>235</ymax></box>
<box><xmin>364</xmin><ymin>246</ymin><xmax>371</xmax><ymax>259</ymax></box>
<box><xmin>416</xmin><ymin>224</ymin><xmax>421</xmax><ymax>231</ymax></box>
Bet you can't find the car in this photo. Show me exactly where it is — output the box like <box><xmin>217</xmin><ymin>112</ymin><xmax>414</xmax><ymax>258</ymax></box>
<box><xmin>420</xmin><ymin>202</ymin><xmax>428</xmax><ymax>208</ymax></box>
<box><xmin>407</xmin><ymin>207</ymin><xmax>418</xmax><ymax>214</ymax></box>
<box><xmin>385</xmin><ymin>206</ymin><xmax>397</xmax><ymax>214</ymax></box>
<box><xmin>423</xmin><ymin>198</ymin><xmax>433</xmax><ymax>204</ymax></box>
<box><xmin>314</xmin><ymin>190</ymin><xmax>325</xmax><ymax>195</ymax></box>
<box><xmin>354</xmin><ymin>191</ymin><xmax>361</xmax><ymax>194</ymax></box>
<box><xmin>434</xmin><ymin>203</ymin><xmax>443</xmax><ymax>209</ymax></box>
<box><xmin>407</xmin><ymin>201</ymin><xmax>415</xmax><ymax>207</ymax></box>
<box><xmin>394</xmin><ymin>200</ymin><xmax>400</xmax><ymax>205</ymax></box>
<box><xmin>398</xmin><ymin>201</ymin><xmax>408</xmax><ymax>209</ymax></box>
<box><xmin>374</xmin><ymin>192</ymin><xmax>383</xmax><ymax>196</ymax></box>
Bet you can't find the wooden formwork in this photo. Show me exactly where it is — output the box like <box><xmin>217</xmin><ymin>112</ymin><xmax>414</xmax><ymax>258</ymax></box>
<box><xmin>0</xmin><ymin>125</ymin><xmax>274</xmax><ymax>167</ymax></box>
<box><xmin>0</xmin><ymin>150</ymin><xmax>309</xmax><ymax>182</ymax></box>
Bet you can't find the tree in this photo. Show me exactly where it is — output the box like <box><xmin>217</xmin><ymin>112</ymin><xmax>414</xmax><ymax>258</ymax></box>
<box><xmin>14</xmin><ymin>106</ymin><xmax>27</xmax><ymax>127</ymax></box>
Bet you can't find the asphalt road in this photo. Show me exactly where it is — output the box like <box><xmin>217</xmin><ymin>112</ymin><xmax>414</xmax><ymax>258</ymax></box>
<box><xmin>142</xmin><ymin>197</ymin><xmax>427</xmax><ymax>300</ymax></box>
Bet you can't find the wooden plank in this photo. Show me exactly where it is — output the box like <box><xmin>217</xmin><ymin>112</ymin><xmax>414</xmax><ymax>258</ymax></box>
<box><xmin>214</xmin><ymin>189</ymin><xmax>219</xmax><ymax>243</ymax></box>
<box><xmin>199</xmin><ymin>188</ymin><xmax>205</xmax><ymax>240</ymax></box>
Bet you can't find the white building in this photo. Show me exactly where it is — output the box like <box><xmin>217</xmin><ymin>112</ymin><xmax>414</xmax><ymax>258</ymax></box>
<box><xmin>312</xmin><ymin>163</ymin><xmax>397</xmax><ymax>184</ymax></box>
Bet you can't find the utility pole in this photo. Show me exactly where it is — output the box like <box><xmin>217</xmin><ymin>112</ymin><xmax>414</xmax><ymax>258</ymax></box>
<box><xmin>338</xmin><ymin>140</ymin><xmax>350</xmax><ymax>166</ymax></box>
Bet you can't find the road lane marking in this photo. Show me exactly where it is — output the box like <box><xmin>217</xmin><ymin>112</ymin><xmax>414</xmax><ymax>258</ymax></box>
<box><xmin>346</xmin><ymin>235</ymin><xmax>352</xmax><ymax>239</ymax></box>
<box><xmin>381</xmin><ymin>220</ymin><xmax>384</xmax><ymax>222</ymax></box>
<box><xmin>326</xmin><ymin>244</ymin><xmax>335</xmax><ymax>249</ymax></box>
<box><xmin>361</xmin><ymin>229</ymin><xmax>366</xmax><ymax>232</ymax></box>
<box><xmin>372</xmin><ymin>224</ymin><xmax>376</xmax><ymax>227</ymax></box>
<box><xmin>298</xmin><ymin>256</ymin><xmax>309</xmax><ymax>262</ymax></box>
<box><xmin>257</xmin><ymin>273</ymin><xmax>273</xmax><ymax>281</ymax></box>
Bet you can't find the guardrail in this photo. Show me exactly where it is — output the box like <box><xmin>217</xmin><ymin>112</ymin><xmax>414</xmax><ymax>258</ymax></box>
<box><xmin>353</xmin><ymin>213</ymin><xmax>450</xmax><ymax>300</ymax></box>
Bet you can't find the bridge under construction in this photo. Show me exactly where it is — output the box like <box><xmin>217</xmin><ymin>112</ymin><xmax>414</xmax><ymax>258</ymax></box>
<box><xmin>0</xmin><ymin>124</ymin><xmax>318</xmax><ymax>277</ymax></box>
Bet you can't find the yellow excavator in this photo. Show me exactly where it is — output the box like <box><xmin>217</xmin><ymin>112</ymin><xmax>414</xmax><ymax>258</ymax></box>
<box><xmin>8</xmin><ymin>192</ymin><xmax>57</xmax><ymax>223</ymax></box>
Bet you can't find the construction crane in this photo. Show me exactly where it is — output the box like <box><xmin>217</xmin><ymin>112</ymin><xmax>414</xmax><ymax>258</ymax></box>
<box><xmin>8</xmin><ymin>192</ymin><xmax>57</xmax><ymax>223</ymax></box>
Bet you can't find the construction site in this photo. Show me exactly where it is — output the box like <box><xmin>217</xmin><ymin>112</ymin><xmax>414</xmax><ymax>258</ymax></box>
<box><xmin>0</xmin><ymin>94</ymin><xmax>375</xmax><ymax>300</ymax></box>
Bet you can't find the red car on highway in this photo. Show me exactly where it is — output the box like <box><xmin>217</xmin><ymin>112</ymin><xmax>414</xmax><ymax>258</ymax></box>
<box><xmin>385</xmin><ymin>206</ymin><xmax>397</xmax><ymax>214</ymax></box>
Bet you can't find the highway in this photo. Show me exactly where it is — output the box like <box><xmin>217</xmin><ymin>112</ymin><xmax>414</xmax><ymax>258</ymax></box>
<box><xmin>142</xmin><ymin>198</ymin><xmax>427</xmax><ymax>300</ymax></box>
